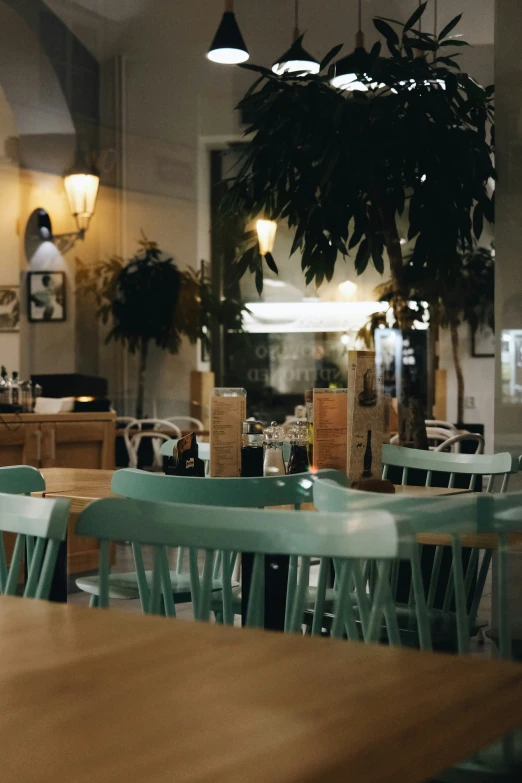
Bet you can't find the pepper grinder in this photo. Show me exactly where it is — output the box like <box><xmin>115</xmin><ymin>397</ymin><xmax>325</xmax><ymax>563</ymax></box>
<box><xmin>241</xmin><ymin>421</ymin><xmax>264</xmax><ymax>477</ymax></box>
<box><xmin>286</xmin><ymin>420</ymin><xmax>310</xmax><ymax>474</ymax></box>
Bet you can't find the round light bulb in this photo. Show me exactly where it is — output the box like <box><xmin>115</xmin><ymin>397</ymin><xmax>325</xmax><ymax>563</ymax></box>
<box><xmin>207</xmin><ymin>47</ymin><xmax>249</xmax><ymax>64</ymax></box>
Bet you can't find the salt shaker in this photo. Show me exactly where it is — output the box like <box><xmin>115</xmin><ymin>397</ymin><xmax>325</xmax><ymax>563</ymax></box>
<box><xmin>263</xmin><ymin>421</ymin><xmax>286</xmax><ymax>476</ymax></box>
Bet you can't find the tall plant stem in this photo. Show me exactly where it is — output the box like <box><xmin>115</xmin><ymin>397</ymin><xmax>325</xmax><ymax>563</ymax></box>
<box><xmin>450</xmin><ymin>321</ymin><xmax>464</xmax><ymax>424</ymax></box>
<box><xmin>380</xmin><ymin>204</ymin><xmax>428</xmax><ymax>450</ymax></box>
<box><xmin>136</xmin><ymin>338</ymin><xmax>149</xmax><ymax>420</ymax></box>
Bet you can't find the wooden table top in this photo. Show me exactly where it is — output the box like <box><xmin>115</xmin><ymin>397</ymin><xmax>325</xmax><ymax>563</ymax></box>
<box><xmin>41</xmin><ymin>468</ymin><xmax>520</xmax><ymax>550</ymax></box>
<box><xmin>2</xmin><ymin>595</ymin><xmax>522</xmax><ymax>783</ymax></box>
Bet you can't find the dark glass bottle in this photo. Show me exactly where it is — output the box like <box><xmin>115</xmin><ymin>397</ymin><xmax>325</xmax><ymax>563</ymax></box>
<box><xmin>241</xmin><ymin>421</ymin><xmax>264</xmax><ymax>477</ymax></box>
<box><xmin>287</xmin><ymin>421</ymin><xmax>310</xmax><ymax>475</ymax></box>
<box><xmin>362</xmin><ymin>429</ymin><xmax>373</xmax><ymax>478</ymax></box>
<box><xmin>304</xmin><ymin>389</ymin><xmax>314</xmax><ymax>467</ymax></box>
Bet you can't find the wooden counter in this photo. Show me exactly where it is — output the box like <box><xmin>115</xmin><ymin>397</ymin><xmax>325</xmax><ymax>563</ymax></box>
<box><xmin>0</xmin><ymin>414</ymin><xmax>115</xmax><ymax>576</ymax></box>
<box><xmin>0</xmin><ymin>412</ymin><xmax>115</xmax><ymax>470</ymax></box>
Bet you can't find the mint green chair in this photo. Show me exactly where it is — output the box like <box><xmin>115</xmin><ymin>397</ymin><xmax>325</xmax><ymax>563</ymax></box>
<box><xmin>0</xmin><ymin>465</ymin><xmax>45</xmax><ymax>495</ymax></box>
<box><xmin>76</xmin><ymin>468</ymin><xmax>349</xmax><ymax>613</ymax></box>
<box><xmin>0</xmin><ymin>491</ymin><xmax>69</xmax><ymax>599</ymax></box>
<box><xmin>314</xmin><ymin>481</ymin><xmax>494</xmax><ymax>649</ymax></box>
<box><xmin>76</xmin><ymin>496</ymin><xmax>411</xmax><ymax>634</ymax></box>
<box><xmin>381</xmin><ymin>447</ymin><xmax>517</xmax><ymax>647</ymax></box>
<box><xmin>435</xmin><ymin>492</ymin><xmax>522</xmax><ymax>783</ymax></box>
<box><xmin>0</xmin><ymin>465</ymin><xmax>46</xmax><ymax>571</ymax></box>
<box><xmin>382</xmin><ymin>444</ymin><xmax>517</xmax><ymax>492</ymax></box>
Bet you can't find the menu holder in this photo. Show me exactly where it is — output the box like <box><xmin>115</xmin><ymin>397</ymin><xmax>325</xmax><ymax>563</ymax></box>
<box><xmin>210</xmin><ymin>388</ymin><xmax>246</xmax><ymax>477</ymax></box>
<box><xmin>313</xmin><ymin>388</ymin><xmax>348</xmax><ymax>473</ymax></box>
<box><xmin>347</xmin><ymin>351</ymin><xmax>384</xmax><ymax>482</ymax></box>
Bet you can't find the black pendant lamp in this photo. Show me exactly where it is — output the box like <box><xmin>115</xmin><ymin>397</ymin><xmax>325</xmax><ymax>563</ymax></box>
<box><xmin>331</xmin><ymin>0</ymin><xmax>374</xmax><ymax>91</ymax></box>
<box><xmin>272</xmin><ymin>0</ymin><xmax>319</xmax><ymax>76</ymax></box>
<box><xmin>207</xmin><ymin>0</ymin><xmax>249</xmax><ymax>65</ymax></box>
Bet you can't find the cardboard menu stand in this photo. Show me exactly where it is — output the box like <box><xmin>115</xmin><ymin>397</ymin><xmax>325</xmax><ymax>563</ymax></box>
<box><xmin>347</xmin><ymin>351</ymin><xmax>384</xmax><ymax>482</ymax></box>
<box><xmin>210</xmin><ymin>388</ymin><xmax>246</xmax><ymax>477</ymax></box>
<box><xmin>313</xmin><ymin>388</ymin><xmax>348</xmax><ymax>473</ymax></box>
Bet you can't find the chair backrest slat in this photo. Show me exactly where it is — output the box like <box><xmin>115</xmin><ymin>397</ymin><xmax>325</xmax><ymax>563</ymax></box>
<box><xmin>112</xmin><ymin>467</ymin><xmax>349</xmax><ymax>508</ymax></box>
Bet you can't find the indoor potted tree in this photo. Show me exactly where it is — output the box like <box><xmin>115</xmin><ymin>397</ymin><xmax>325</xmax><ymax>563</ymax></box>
<box><xmin>77</xmin><ymin>234</ymin><xmax>246</xmax><ymax>419</ymax></box>
<box><xmin>219</xmin><ymin>1</ymin><xmax>495</xmax><ymax>447</ymax></box>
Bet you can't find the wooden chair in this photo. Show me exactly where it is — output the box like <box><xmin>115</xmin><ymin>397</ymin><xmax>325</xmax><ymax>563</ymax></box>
<box><xmin>382</xmin><ymin>445</ymin><xmax>517</xmax><ymax>492</ymax></box>
<box><xmin>0</xmin><ymin>465</ymin><xmax>46</xmax><ymax>570</ymax></box>
<box><xmin>0</xmin><ymin>492</ymin><xmax>69</xmax><ymax>599</ymax></box>
<box><xmin>382</xmin><ymin>446</ymin><xmax>516</xmax><ymax>648</ymax></box>
<box><xmin>129</xmin><ymin>431</ymin><xmax>173</xmax><ymax>472</ymax></box>
<box><xmin>0</xmin><ymin>465</ymin><xmax>45</xmax><ymax>495</ymax></box>
<box><xmin>75</xmin><ymin>468</ymin><xmax>349</xmax><ymax>613</ymax></box>
<box><xmin>165</xmin><ymin>416</ymin><xmax>204</xmax><ymax>431</ymax></box>
<box><xmin>76</xmin><ymin>495</ymin><xmax>408</xmax><ymax>628</ymax></box>
<box><xmin>123</xmin><ymin>419</ymin><xmax>182</xmax><ymax>469</ymax></box>
<box><xmin>314</xmin><ymin>480</ymin><xmax>492</xmax><ymax>648</ymax></box>
<box><xmin>435</xmin><ymin>432</ymin><xmax>485</xmax><ymax>455</ymax></box>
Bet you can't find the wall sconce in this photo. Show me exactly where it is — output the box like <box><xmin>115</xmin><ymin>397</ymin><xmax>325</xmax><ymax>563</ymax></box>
<box><xmin>256</xmin><ymin>219</ymin><xmax>277</xmax><ymax>256</ymax></box>
<box><xmin>64</xmin><ymin>167</ymin><xmax>100</xmax><ymax>233</ymax></box>
<box><xmin>26</xmin><ymin>163</ymin><xmax>100</xmax><ymax>256</ymax></box>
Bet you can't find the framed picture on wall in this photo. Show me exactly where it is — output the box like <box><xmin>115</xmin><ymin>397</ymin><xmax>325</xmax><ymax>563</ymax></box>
<box><xmin>472</xmin><ymin>324</ymin><xmax>495</xmax><ymax>358</ymax></box>
<box><xmin>28</xmin><ymin>272</ymin><xmax>66</xmax><ymax>323</ymax></box>
<box><xmin>0</xmin><ymin>286</ymin><xmax>20</xmax><ymax>332</ymax></box>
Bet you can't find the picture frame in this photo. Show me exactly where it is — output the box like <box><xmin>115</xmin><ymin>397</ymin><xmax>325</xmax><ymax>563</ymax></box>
<box><xmin>27</xmin><ymin>272</ymin><xmax>66</xmax><ymax>323</ymax></box>
<box><xmin>471</xmin><ymin>323</ymin><xmax>495</xmax><ymax>358</ymax></box>
<box><xmin>0</xmin><ymin>285</ymin><xmax>20</xmax><ymax>332</ymax></box>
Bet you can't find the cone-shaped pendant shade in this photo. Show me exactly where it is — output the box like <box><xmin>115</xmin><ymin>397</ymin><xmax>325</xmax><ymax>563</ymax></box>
<box><xmin>207</xmin><ymin>11</ymin><xmax>249</xmax><ymax>64</ymax></box>
<box><xmin>330</xmin><ymin>46</ymin><xmax>374</xmax><ymax>91</ymax></box>
<box><xmin>272</xmin><ymin>35</ymin><xmax>319</xmax><ymax>75</ymax></box>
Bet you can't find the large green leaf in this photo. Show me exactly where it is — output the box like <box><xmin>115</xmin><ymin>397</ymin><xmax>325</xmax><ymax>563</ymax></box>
<box><xmin>438</xmin><ymin>14</ymin><xmax>463</xmax><ymax>41</ymax></box>
<box><xmin>404</xmin><ymin>2</ymin><xmax>427</xmax><ymax>32</ymax></box>
<box><xmin>373</xmin><ymin>19</ymin><xmax>400</xmax><ymax>48</ymax></box>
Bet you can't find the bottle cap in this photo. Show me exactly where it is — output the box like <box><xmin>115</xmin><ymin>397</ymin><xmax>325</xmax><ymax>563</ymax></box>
<box><xmin>287</xmin><ymin>420</ymin><xmax>310</xmax><ymax>445</ymax></box>
<box><xmin>264</xmin><ymin>421</ymin><xmax>285</xmax><ymax>443</ymax></box>
<box><xmin>242</xmin><ymin>420</ymin><xmax>264</xmax><ymax>435</ymax></box>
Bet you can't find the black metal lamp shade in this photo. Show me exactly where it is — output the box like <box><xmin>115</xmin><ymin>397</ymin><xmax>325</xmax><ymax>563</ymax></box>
<box><xmin>272</xmin><ymin>36</ymin><xmax>319</xmax><ymax>75</ymax></box>
<box><xmin>330</xmin><ymin>46</ymin><xmax>374</xmax><ymax>90</ymax></box>
<box><xmin>207</xmin><ymin>11</ymin><xmax>249</xmax><ymax>64</ymax></box>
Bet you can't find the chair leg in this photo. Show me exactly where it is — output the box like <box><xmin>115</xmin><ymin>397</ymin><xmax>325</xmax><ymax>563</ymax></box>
<box><xmin>89</xmin><ymin>594</ymin><xmax>99</xmax><ymax>608</ymax></box>
<box><xmin>214</xmin><ymin>612</ymin><xmax>224</xmax><ymax>624</ymax></box>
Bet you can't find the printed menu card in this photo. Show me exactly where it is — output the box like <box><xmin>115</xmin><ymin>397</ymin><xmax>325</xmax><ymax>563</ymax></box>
<box><xmin>313</xmin><ymin>388</ymin><xmax>348</xmax><ymax>473</ymax></box>
<box><xmin>346</xmin><ymin>351</ymin><xmax>384</xmax><ymax>482</ymax></box>
<box><xmin>210</xmin><ymin>388</ymin><xmax>246</xmax><ymax>477</ymax></box>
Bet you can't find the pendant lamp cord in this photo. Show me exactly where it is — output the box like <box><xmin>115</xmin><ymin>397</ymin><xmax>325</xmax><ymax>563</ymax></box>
<box><xmin>418</xmin><ymin>0</ymin><xmax>422</xmax><ymax>34</ymax></box>
<box><xmin>293</xmin><ymin>0</ymin><xmax>299</xmax><ymax>39</ymax></box>
<box><xmin>358</xmin><ymin>0</ymin><xmax>362</xmax><ymax>32</ymax></box>
<box><xmin>434</xmin><ymin>0</ymin><xmax>438</xmax><ymax>36</ymax></box>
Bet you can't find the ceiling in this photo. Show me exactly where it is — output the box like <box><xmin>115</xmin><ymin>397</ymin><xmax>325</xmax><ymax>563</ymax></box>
<box><xmin>41</xmin><ymin>0</ymin><xmax>495</xmax><ymax>62</ymax></box>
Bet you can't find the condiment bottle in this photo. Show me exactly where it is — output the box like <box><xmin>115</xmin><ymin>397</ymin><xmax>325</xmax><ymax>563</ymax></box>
<box><xmin>0</xmin><ymin>366</ymin><xmax>7</xmax><ymax>405</ymax></box>
<box><xmin>11</xmin><ymin>371</ymin><xmax>19</xmax><ymax>406</ymax></box>
<box><xmin>19</xmin><ymin>380</ymin><xmax>33</xmax><ymax>413</ymax></box>
<box><xmin>287</xmin><ymin>420</ymin><xmax>310</xmax><ymax>475</ymax></box>
<box><xmin>263</xmin><ymin>421</ymin><xmax>286</xmax><ymax>476</ymax></box>
<box><xmin>241</xmin><ymin>420</ymin><xmax>264</xmax><ymax>477</ymax></box>
<box><xmin>33</xmin><ymin>382</ymin><xmax>42</xmax><ymax>411</ymax></box>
